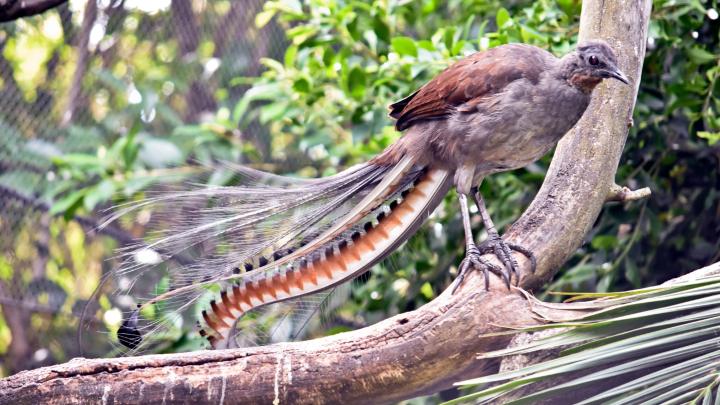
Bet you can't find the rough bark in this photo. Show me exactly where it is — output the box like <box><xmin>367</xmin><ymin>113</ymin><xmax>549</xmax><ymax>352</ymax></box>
<box><xmin>0</xmin><ymin>0</ymin><xmax>67</xmax><ymax>22</ymax></box>
<box><xmin>0</xmin><ymin>0</ymin><xmax>652</xmax><ymax>403</ymax></box>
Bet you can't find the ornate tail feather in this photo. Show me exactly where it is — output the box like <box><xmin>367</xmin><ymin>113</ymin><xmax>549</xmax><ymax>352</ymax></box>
<box><xmin>200</xmin><ymin>166</ymin><xmax>452</xmax><ymax>348</ymax></box>
<box><xmin>107</xmin><ymin>155</ymin><xmax>451</xmax><ymax>352</ymax></box>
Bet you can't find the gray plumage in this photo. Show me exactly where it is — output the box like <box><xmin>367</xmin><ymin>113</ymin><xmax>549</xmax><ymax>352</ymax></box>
<box><xmin>383</xmin><ymin>40</ymin><xmax>627</xmax><ymax>193</ymax></box>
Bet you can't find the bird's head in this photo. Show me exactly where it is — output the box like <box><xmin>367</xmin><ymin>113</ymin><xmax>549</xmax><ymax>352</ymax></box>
<box><xmin>562</xmin><ymin>40</ymin><xmax>629</xmax><ymax>91</ymax></box>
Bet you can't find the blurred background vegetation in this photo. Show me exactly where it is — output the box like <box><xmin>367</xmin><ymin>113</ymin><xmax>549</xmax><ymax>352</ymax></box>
<box><xmin>0</xmin><ymin>0</ymin><xmax>717</xmax><ymax>389</ymax></box>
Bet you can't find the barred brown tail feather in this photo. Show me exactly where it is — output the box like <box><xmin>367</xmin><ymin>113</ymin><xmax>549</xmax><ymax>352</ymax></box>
<box><xmin>199</xmin><ymin>167</ymin><xmax>452</xmax><ymax>349</ymax></box>
<box><xmin>110</xmin><ymin>157</ymin><xmax>441</xmax><ymax>353</ymax></box>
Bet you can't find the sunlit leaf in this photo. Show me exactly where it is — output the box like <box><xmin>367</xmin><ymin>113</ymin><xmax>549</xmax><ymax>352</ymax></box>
<box><xmin>496</xmin><ymin>8</ymin><xmax>512</xmax><ymax>29</ymax></box>
<box><xmin>391</xmin><ymin>36</ymin><xmax>418</xmax><ymax>57</ymax></box>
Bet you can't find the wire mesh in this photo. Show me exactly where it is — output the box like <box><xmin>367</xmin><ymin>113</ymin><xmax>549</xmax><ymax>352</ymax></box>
<box><xmin>0</xmin><ymin>0</ymin><xmax>285</xmax><ymax>374</ymax></box>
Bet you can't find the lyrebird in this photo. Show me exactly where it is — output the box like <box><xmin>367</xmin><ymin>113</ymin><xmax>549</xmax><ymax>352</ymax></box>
<box><xmin>112</xmin><ymin>40</ymin><xmax>627</xmax><ymax>351</ymax></box>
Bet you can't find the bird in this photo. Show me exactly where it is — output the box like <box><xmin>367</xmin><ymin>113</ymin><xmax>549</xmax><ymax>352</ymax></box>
<box><xmin>111</xmin><ymin>39</ymin><xmax>628</xmax><ymax>351</ymax></box>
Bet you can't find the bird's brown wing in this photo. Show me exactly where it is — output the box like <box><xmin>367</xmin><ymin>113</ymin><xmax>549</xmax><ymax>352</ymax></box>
<box><xmin>390</xmin><ymin>44</ymin><xmax>549</xmax><ymax>131</ymax></box>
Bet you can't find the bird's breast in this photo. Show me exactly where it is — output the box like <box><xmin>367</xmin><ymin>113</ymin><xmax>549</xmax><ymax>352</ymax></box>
<box><xmin>447</xmin><ymin>77</ymin><xmax>592</xmax><ymax>173</ymax></box>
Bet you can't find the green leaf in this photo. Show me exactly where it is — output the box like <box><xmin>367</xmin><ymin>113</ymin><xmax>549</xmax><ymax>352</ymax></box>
<box><xmin>591</xmin><ymin>235</ymin><xmax>618</xmax><ymax>250</ymax></box>
<box><xmin>557</xmin><ymin>0</ymin><xmax>581</xmax><ymax>16</ymax></box>
<box><xmin>259</xmin><ymin>101</ymin><xmax>289</xmax><ymax>123</ymax></box>
<box><xmin>51</xmin><ymin>153</ymin><xmax>101</xmax><ymax>169</ymax></box>
<box><xmin>83</xmin><ymin>179</ymin><xmax>116</xmax><ymax>211</ymax></box>
<box><xmin>284</xmin><ymin>45</ymin><xmax>298</xmax><ymax>67</ymax></box>
<box><xmin>687</xmin><ymin>47</ymin><xmax>717</xmax><ymax>65</ymax></box>
<box><xmin>372</xmin><ymin>15</ymin><xmax>390</xmax><ymax>43</ymax></box>
<box><xmin>420</xmin><ymin>282</ymin><xmax>434</xmax><ymax>299</ymax></box>
<box><xmin>287</xmin><ymin>25</ymin><xmax>318</xmax><ymax>46</ymax></box>
<box><xmin>346</xmin><ymin>16</ymin><xmax>361</xmax><ymax>41</ymax></box>
<box><xmin>417</xmin><ymin>40</ymin><xmax>435</xmax><ymax>51</ymax></box>
<box><xmin>347</xmin><ymin>66</ymin><xmax>367</xmax><ymax>100</ymax></box>
<box><xmin>443</xmin><ymin>27</ymin><xmax>456</xmax><ymax>52</ymax></box>
<box><xmin>121</xmin><ymin>121</ymin><xmax>141</xmax><ymax>168</ymax></box>
<box><xmin>391</xmin><ymin>36</ymin><xmax>418</xmax><ymax>57</ymax></box>
<box><xmin>496</xmin><ymin>8</ymin><xmax>512</xmax><ymax>29</ymax></box>
<box><xmin>259</xmin><ymin>57</ymin><xmax>285</xmax><ymax>73</ymax></box>
<box><xmin>293</xmin><ymin>77</ymin><xmax>311</xmax><ymax>93</ymax></box>
<box><xmin>232</xmin><ymin>83</ymin><xmax>283</xmax><ymax>122</ymax></box>
<box><xmin>698</xmin><ymin>131</ymin><xmax>720</xmax><ymax>145</ymax></box>
<box><xmin>322</xmin><ymin>47</ymin><xmax>335</xmax><ymax>66</ymax></box>
<box><xmin>50</xmin><ymin>189</ymin><xmax>87</xmax><ymax>219</ymax></box>
<box><xmin>255</xmin><ymin>9</ymin><xmax>277</xmax><ymax>28</ymax></box>
<box><xmin>520</xmin><ymin>24</ymin><xmax>547</xmax><ymax>42</ymax></box>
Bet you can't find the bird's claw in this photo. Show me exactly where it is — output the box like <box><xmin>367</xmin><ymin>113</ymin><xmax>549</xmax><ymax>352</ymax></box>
<box><xmin>452</xmin><ymin>237</ymin><xmax>536</xmax><ymax>294</ymax></box>
<box><xmin>477</xmin><ymin>233</ymin><xmax>536</xmax><ymax>283</ymax></box>
<box><xmin>452</xmin><ymin>243</ymin><xmax>507</xmax><ymax>293</ymax></box>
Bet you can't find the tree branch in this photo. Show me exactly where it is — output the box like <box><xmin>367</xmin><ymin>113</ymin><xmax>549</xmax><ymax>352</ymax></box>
<box><xmin>0</xmin><ymin>0</ymin><xmax>67</xmax><ymax>22</ymax></box>
<box><xmin>0</xmin><ymin>0</ymin><xmax>652</xmax><ymax>403</ymax></box>
<box><xmin>605</xmin><ymin>183</ymin><xmax>652</xmax><ymax>202</ymax></box>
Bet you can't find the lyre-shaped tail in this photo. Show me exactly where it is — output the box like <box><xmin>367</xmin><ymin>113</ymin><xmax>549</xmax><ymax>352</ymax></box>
<box><xmin>201</xmin><ymin>166</ymin><xmax>452</xmax><ymax>348</ymax></box>
<box><xmin>107</xmin><ymin>154</ymin><xmax>451</xmax><ymax>352</ymax></box>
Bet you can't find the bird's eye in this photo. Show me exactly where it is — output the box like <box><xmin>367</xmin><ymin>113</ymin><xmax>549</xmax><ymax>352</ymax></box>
<box><xmin>589</xmin><ymin>55</ymin><xmax>599</xmax><ymax>66</ymax></box>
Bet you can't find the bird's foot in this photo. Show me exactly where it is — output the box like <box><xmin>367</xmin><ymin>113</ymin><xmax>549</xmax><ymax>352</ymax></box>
<box><xmin>452</xmin><ymin>243</ymin><xmax>507</xmax><ymax>293</ymax></box>
<box><xmin>477</xmin><ymin>232</ymin><xmax>536</xmax><ymax>284</ymax></box>
<box><xmin>451</xmin><ymin>237</ymin><xmax>536</xmax><ymax>293</ymax></box>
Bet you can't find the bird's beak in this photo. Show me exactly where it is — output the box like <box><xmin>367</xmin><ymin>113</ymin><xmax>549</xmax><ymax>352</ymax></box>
<box><xmin>605</xmin><ymin>66</ymin><xmax>629</xmax><ymax>84</ymax></box>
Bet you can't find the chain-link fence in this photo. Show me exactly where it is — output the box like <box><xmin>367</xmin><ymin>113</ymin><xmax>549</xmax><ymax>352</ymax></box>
<box><xmin>0</xmin><ymin>0</ymin><xmax>286</xmax><ymax>375</ymax></box>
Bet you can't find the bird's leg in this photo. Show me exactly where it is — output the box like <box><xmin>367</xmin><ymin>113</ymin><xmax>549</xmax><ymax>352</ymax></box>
<box><xmin>452</xmin><ymin>193</ymin><xmax>507</xmax><ymax>293</ymax></box>
<box><xmin>471</xmin><ymin>188</ymin><xmax>537</xmax><ymax>284</ymax></box>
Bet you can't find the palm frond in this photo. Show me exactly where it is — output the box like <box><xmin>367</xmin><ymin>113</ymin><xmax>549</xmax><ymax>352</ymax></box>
<box><xmin>449</xmin><ymin>271</ymin><xmax>720</xmax><ymax>404</ymax></box>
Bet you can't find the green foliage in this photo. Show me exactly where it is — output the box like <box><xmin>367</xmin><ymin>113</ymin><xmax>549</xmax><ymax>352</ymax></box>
<box><xmin>239</xmin><ymin>0</ymin><xmax>579</xmax><ymax>167</ymax></box>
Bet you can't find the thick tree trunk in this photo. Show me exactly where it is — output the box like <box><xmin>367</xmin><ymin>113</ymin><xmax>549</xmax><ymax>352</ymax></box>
<box><xmin>0</xmin><ymin>0</ymin><xmax>652</xmax><ymax>403</ymax></box>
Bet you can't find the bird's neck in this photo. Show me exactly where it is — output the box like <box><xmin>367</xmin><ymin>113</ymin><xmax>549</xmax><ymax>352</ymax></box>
<box><xmin>568</xmin><ymin>74</ymin><xmax>602</xmax><ymax>93</ymax></box>
<box><xmin>557</xmin><ymin>52</ymin><xmax>579</xmax><ymax>78</ymax></box>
